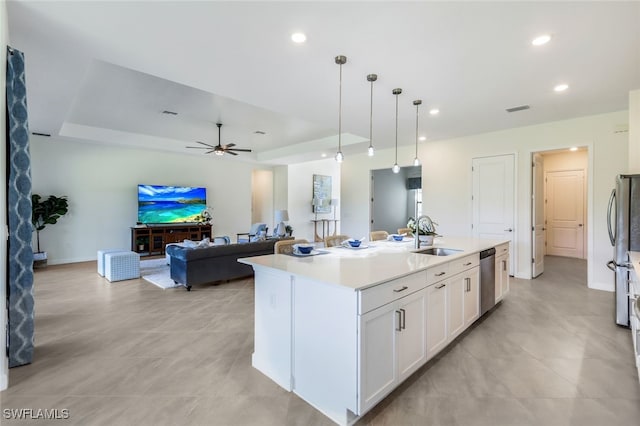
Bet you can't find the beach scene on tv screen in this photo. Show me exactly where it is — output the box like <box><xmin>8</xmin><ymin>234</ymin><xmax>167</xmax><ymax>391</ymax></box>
<box><xmin>138</xmin><ymin>185</ymin><xmax>206</xmax><ymax>224</ymax></box>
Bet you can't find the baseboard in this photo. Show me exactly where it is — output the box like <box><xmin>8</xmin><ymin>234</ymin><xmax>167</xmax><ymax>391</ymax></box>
<box><xmin>588</xmin><ymin>281</ymin><xmax>614</xmax><ymax>292</ymax></box>
<box><xmin>47</xmin><ymin>256</ymin><xmax>96</xmax><ymax>265</ymax></box>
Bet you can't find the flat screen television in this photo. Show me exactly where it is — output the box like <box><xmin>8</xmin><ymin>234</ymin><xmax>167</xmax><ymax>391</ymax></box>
<box><xmin>137</xmin><ymin>184</ymin><xmax>207</xmax><ymax>224</ymax></box>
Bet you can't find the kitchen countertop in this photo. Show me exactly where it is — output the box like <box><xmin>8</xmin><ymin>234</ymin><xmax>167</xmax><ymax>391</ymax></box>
<box><xmin>239</xmin><ymin>236</ymin><xmax>508</xmax><ymax>290</ymax></box>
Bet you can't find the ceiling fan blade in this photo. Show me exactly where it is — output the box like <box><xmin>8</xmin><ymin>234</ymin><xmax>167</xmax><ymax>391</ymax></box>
<box><xmin>227</xmin><ymin>148</ymin><xmax>252</xmax><ymax>152</ymax></box>
<box><xmin>186</xmin><ymin>146</ymin><xmax>211</xmax><ymax>149</ymax></box>
<box><xmin>223</xmin><ymin>143</ymin><xmax>236</xmax><ymax>149</ymax></box>
<box><xmin>195</xmin><ymin>141</ymin><xmax>216</xmax><ymax>148</ymax></box>
<box><xmin>205</xmin><ymin>150</ymin><xmax>217</xmax><ymax>154</ymax></box>
<box><xmin>225</xmin><ymin>150</ymin><xmax>238</xmax><ymax>156</ymax></box>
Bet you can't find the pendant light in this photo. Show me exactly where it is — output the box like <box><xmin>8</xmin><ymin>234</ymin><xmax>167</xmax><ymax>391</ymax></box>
<box><xmin>413</xmin><ymin>99</ymin><xmax>422</xmax><ymax>166</ymax></box>
<box><xmin>392</xmin><ymin>88</ymin><xmax>402</xmax><ymax>174</ymax></box>
<box><xmin>335</xmin><ymin>55</ymin><xmax>347</xmax><ymax>163</ymax></box>
<box><xmin>367</xmin><ymin>73</ymin><xmax>377</xmax><ymax>156</ymax></box>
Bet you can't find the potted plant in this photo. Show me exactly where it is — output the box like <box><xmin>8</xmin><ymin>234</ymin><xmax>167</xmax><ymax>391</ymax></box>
<box><xmin>31</xmin><ymin>194</ymin><xmax>69</xmax><ymax>268</ymax></box>
<box><xmin>135</xmin><ymin>237</ymin><xmax>147</xmax><ymax>252</ymax></box>
<box><xmin>285</xmin><ymin>225</ymin><xmax>293</xmax><ymax>237</ymax></box>
<box><xmin>407</xmin><ymin>215</ymin><xmax>438</xmax><ymax>247</ymax></box>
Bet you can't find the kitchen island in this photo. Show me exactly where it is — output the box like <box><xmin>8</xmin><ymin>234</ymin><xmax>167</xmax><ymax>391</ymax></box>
<box><xmin>239</xmin><ymin>236</ymin><xmax>509</xmax><ymax>425</ymax></box>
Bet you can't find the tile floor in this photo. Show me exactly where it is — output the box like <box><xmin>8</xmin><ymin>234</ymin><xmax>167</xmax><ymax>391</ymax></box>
<box><xmin>1</xmin><ymin>256</ymin><xmax>639</xmax><ymax>425</ymax></box>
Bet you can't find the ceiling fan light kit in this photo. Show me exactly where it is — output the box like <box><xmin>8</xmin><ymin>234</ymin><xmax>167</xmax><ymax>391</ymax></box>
<box><xmin>186</xmin><ymin>122</ymin><xmax>252</xmax><ymax>157</ymax></box>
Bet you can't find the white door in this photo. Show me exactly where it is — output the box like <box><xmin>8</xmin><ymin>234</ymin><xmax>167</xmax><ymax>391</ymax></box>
<box><xmin>472</xmin><ymin>155</ymin><xmax>515</xmax><ymax>274</ymax></box>
<box><xmin>532</xmin><ymin>154</ymin><xmax>545</xmax><ymax>277</ymax></box>
<box><xmin>546</xmin><ymin>170</ymin><xmax>585</xmax><ymax>258</ymax></box>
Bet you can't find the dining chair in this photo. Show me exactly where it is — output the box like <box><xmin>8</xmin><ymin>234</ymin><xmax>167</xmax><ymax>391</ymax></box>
<box><xmin>369</xmin><ymin>230</ymin><xmax>389</xmax><ymax>241</ymax></box>
<box><xmin>274</xmin><ymin>239</ymin><xmax>309</xmax><ymax>255</ymax></box>
<box><xmin>324</xmin><ymin>235</ymin><xmax>349</xmax><ymax>248</ymax></box>
<box><xmin>397</xmin><ymin>227</ymin><xmax>412</xmax><ymax>236</ymax></box>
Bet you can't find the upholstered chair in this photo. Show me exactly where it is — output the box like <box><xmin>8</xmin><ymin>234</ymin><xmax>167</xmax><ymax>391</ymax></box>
<box><xmin>237</xmin><ymin>223</ymin><xmax>267</xmax><ymax>243</ymax></box>
<box><xmin>324</xmin><ymin>235</ymin><xmax>349</xmax><ymax>248</ymax></box>
<box><xmin>274</xmin><ymin>239</ymin><xmax>309</xmax><ymax>255</ymax></box>
<box><xmin>369</xmin><ymin>230</ymin><xmax>389</xmax><ymax>241</ymax></box>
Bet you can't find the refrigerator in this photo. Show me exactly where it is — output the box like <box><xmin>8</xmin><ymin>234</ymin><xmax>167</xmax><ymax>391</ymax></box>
<box><xmin>607</xmin><ymin>174</ymin><xmax>640</xmax><ymax>327</ymax></box>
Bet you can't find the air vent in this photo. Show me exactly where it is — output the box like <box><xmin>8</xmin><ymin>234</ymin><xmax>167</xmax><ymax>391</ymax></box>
<box><xmin>162</xmin><ymin>110</ymin><xmax>178</xmax><ymax>115</ymax></box>
<box><xmin>505</xmin><ymin>105</ymin><xmax>530</xmax><ymax>113</ymax></box>
<box><xmin>254</xmin><ymin>130</ymin><xmax>266</xmax><ymax>135</ymax></box>
<box><xmin>31</xmin><ymin>132</ymin><xmax>51</xmax><ymax>137</ymax></box>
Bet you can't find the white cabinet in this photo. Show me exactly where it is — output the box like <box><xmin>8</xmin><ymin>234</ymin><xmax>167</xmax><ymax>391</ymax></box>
<box><xmin>426</xmin><ymin>263</ymin><xmax>480</xmax><ymax>360</ymax></box>
<box><xmin>359</xmin><ymin>288</ymin><xmax>426</xmax><ymax>413</ymax></box>
<box><xmin>495</xmin><ymin>249</ymin><xmax>509</xmax><ymax>303</ymax></box>
<box><xmin>463</xmin><ymin>268</ymin><xmax>480</xmax><ymax>327</ymax></box>
<box><xmin>426</xmin><ymin>280</ymin><xmax>448</xmax><ymax>359</ymax></box>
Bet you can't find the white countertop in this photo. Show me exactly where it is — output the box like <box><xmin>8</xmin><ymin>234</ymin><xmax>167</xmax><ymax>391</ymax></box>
<box><xmin>239</xmin><ymin>236</ymin><xmax>509</xmax><ymax>291</ymax></box>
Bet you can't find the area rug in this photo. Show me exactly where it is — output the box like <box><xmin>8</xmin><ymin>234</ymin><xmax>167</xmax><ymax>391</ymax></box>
<box><xmin>140</xmin><ymin>258</ymin><xmax>181</xmax><ymax>289</ymax></box>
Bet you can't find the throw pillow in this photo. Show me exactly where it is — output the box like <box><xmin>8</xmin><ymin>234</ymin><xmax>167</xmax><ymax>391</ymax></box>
<box><xmin>182</xmin><ymin>239</ymin><xmax>198</xmax><ymax>248</ymax></box>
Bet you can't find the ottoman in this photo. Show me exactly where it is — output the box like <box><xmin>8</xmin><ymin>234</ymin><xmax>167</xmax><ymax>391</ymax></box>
<box><xmin>97</xmin><ymin>249</ymin><xmax>126</xmax><ymax>276</ymax></box>
<box><xmin>104</xmin><ymin>251</ymin><xmax>140</xmax><ymax>282</ymax></box>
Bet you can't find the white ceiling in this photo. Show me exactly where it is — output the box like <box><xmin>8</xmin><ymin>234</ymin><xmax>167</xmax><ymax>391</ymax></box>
<box><xmin>7</xmin><ymin>1</ymin><xmax>640</xmax><ymax>164</ymax></box>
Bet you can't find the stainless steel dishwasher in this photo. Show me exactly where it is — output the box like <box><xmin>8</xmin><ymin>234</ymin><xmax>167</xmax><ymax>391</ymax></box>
<box><xmin>480</xmin><ymin>248</ymin><xmax>496</xmax><ymax>316</ymax></box>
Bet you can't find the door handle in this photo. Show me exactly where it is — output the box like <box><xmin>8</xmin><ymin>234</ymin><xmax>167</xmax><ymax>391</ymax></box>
<box><xmin>396</xmin><ymin>310</ymin><xmax>402</xmax><ymax>331</ymax></box>
<box><xmin>393</xmin><ymin>286</ymin><xmax>408</xmax><ymax>293</ymax></box>
<box><xmin>435</xmin><ymin>283</ymin><xmax>446</xmax><ymax>289</ymax></box>
<box><xmin>465</xmin><ymin>277</ymin><xmax>471</xmax><ymax>292</ymax></box>
<box><xmin>400</xmin><ymin>308</ymin><xmax>406</xmax><ymax>330</ymax></box>
<box><xmin>607</xmin><ymin>188</ymin><xmax>616</xmax><ymax>245</ymax></box>
<box><xmin>504</xmin><ymin>228</ymin><xmax>513</xmax><ymax>232</ymax></box>
<box><xmin>578</xmin><ymin>224</ymin><xmax>583</xmax><ymax>227</ymax></box>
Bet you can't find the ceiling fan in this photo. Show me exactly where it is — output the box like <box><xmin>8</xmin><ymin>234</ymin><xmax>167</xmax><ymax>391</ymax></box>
<box><xmin>186</xmin><ymin>123</ymin><xmax>252</xmax><ymax>156</ymax></box>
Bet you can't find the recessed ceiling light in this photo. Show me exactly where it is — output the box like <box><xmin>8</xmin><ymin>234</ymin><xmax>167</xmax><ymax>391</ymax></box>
<box><xmin>321</xmin><ymin>153</ymin><xmax>327</xmax><ymax>158</ymax></box>
<box><xmin>429</xmin><ymin>108</ymin><xmax>440</xmax><ymax>116</ymax></box>
<box><xmin>532</xmin><ymin>34</ymin><xmax>551</xmax><ymax>46</ymax></box>
<box><xmin>419</xmin><ymin>136</ymin><xmax>427</xmax><ymax>141</ymax></box>
<box><xmin>569</xmin><ymin>146</ymin><xmax>578</xmax><ymax>151</ymax></box>
<box><xmin>554</xmin><ymin>83</ymin><xmax>569</xmax><ymax>92</ymax></box>
<box><xmin>291</xmin><ymin>32</ymin><xmax>307</xmax><ymax>43</ymax></box>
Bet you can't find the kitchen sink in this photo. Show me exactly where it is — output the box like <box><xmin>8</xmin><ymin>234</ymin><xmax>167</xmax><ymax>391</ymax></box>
<box><xmin>416</xmin><ymin>247</ymin><xmax>463</xmax><ymax>256</ymax></box>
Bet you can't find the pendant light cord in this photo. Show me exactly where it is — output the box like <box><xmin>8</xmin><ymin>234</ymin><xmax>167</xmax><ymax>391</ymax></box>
<box><xmin>369</xmin><ymin>79</ymin><xmax>373</xmax><ymax>149</ymax></box>
<box><xmin>395</xmin><ymin>92</ymin><xmax>399</xmax><ymax>164</ymax></box>
<box><xmin>415</xmin><ymin>103</ymin><xmax>419</xmax><ymax>158</ymax></box>
<box><xmin>338</xmin><ymin>62</ymin><xmax>342</xmax><ymax>153</ymax></box>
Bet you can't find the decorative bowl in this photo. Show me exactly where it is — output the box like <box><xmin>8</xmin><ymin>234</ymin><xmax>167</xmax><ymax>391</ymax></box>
<box><xmin>348</xmin><ymin>240</ymin><xmax>362</xmax><ymax>248</ymax></box>
<box><xmin>294</xmin><ymin>244</ymin><xmax>314</xmax><ymax>254</ymax></box>
<box><xmin>392</xmin><ymin>234</ymin><xmax>404</xmax><ymax>241</ymax></box>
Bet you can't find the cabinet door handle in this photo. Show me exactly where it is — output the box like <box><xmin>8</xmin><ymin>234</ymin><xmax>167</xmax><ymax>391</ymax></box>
<box><xmin>400</xmin><ymin>308</ymin><xmax>406</xmax><ymax>330</ymax></box>
<box><xmin>435</xmin><ymin>283</ymin><xmax>446</xmax><ymax>289</ymax></box>
<box><xmin>396</xmin><ymin>310</ymin><xmax>402</xmax><ymax>331</ymax></box>
<box><xmin>393</xmin><ymin>286</ymin><xmax>409</xmax><ymax>293</ymax></box>
<box><xmin>502</xmin><ymin>260</ymin><xmax>507</xmax><ymax>271</ymax></box>
<box><xmin>465</xmin><ymin>277</ymin><xmax>471</xmax><ymax>292</ymax></box>
<box><xmin>435</xmin><ymin>272</ymin><xmax>446</xmax><ymax>277</ymax></box>
<box><xmin>464</xmin><ymin>262</ymin><xmax>472</xmax><ymax>266</ymax></box>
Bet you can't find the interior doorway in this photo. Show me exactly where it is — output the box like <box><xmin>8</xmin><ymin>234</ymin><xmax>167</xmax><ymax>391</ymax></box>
<box><xmin>370</xmin><ymin>166</ymin><xmax>421</xmax><ymax>234</ymax></box>
<box><xmin>531</xmin><ymin>147</ymin><xmax>588</xmax><ymax>278</ymax></box>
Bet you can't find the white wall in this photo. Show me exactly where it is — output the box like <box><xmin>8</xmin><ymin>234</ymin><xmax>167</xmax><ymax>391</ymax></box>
<box><xmin>30</xmin><ymin>136</ymin><xmax>269</xmax><ymax>263</ymax></box>
<box><xmin>251</xmin><ymin>169</ymin><xmax>274</xmax><ymax>228</ymax></box>
<box><xmin>1</xmin><ymin>0</ymin><xmax>10</xmax><ymax>391</ymax></box>
<box><xmin>287</xmin><ymin>159</ymin><xmax>341</xmax><ymax>243</ymax></box>
<box><xmin>631</xmin><ymin>90</ymin><xmax>640</xmax><ymax>173</ymax></box>
<box><xmin>342</xmin><ymin>111</ymin><xmax>629</xmax><ymax>291</ymax></box>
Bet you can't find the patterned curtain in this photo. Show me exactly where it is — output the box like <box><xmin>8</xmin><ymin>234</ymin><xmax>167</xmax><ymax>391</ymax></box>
<box><xmin>6</xmin><ymin>46</ymin><xmax>34</xmax><ymax>367</ymax></box>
